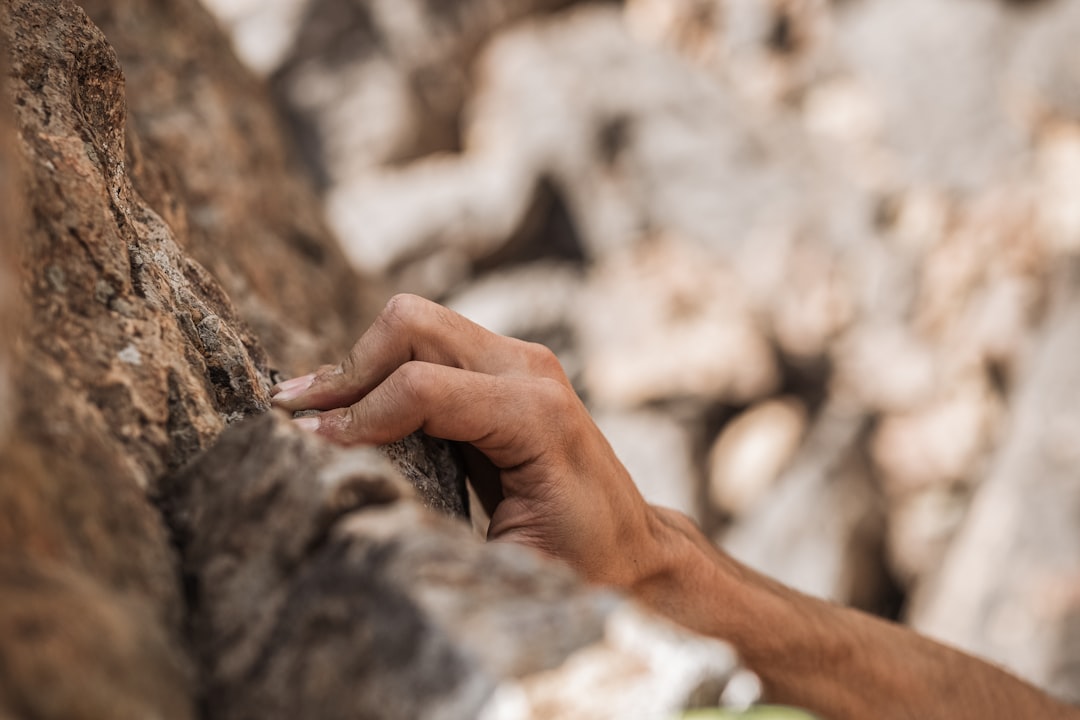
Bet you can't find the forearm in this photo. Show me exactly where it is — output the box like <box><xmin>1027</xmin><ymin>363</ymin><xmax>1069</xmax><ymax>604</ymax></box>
<box><xmin>631</xmin><ymin>508</ymin><xmax>1079</xmax><ymax>720</ymax></box>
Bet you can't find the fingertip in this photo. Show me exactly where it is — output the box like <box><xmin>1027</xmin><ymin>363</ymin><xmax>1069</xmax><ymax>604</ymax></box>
<box><xmin>293</xmin><ymin>415</ymin><xmax>321</xmax><ymax>433</ymax></box>
<box><xmin>270</xmin><ymin>372</ymin><xmax>317</xmax><ymax>404</ymax></box>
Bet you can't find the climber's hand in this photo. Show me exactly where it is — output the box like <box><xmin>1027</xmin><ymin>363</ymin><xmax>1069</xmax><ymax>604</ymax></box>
<box><xmin>270</xmin><ymin>294</ymin><xmax>666</xmax><ymax>588</ymax></box>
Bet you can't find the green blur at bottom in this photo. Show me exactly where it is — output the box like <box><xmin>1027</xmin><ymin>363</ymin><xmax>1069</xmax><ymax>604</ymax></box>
<box><xmin>678</xmin><ymin>706</ymin><xmax>819</xmax><ymax>720</ymax></box>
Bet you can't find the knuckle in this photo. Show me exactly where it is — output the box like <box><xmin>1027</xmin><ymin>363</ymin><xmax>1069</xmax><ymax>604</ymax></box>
<box><xmin>393</xmin><ymin>361</ymin><xmax>431</xmax><ymax>403</ymax></box>
<box><xmin>380</xmin><ymin>293</ymin><xmax>427</xmax><ymax>330</ymax></box>
<box><xmin>534</xmin><ymin>376</ymin><xmax>577</xmax><ymax>415</ymax></box>
<box><xmin>523</xmin><ymin>342</ymin><xmax>564</xmax><ymax>379</ymax></box>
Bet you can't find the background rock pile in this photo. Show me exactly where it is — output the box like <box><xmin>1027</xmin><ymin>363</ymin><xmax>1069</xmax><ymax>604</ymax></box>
<box><xmin>206</xmin><ymin>0</ymin><xmax>1080</xmax><ymax>702</ymax></box>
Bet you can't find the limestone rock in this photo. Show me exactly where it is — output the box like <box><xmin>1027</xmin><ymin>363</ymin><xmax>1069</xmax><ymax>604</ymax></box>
<box><xmin>269</xmin><ymin>0</ymin><xmax>584</xmax><ymax>182</ymax></box>
<box><xmin>445</xmin><ymin>261</ymin><xmax>585</xmax><ymax>386</ymax></box>
<box><xmin>908</xmin><ymin>270</ymin><xmax>1080</xmax><ymax>703</ymax></box>
<box><xmin>707</xmin><ymin>397</ymin><xmax>807</xmax><ymax>518</ymax></box>
<box><xmin>274</xmin><ymin>2</ymin><xmax>847</xmax><ymax>300</ymax></box>
<box><xmin>720</xmin><ymin>406</ymin><xmax>889</xmax><ymax>611</ymax></box>
<box><xmin>834</xmin><ymin>0</ymin><xmax>1029</xmax><ymax>190</ymax></box>
<box><xmin>578</xmin><ymin>238</ymin><xmax>778</xmax><ymax>410</ymax></box>
<box><xmin>595</xmin><ymin>409</ymin><xmax>704</xmax><ymax>524</ymax></box>
<box><xmin>480</xmin><ymin>604</ymin><xmax>741</xmax><ymax>720</ymax></box>
<box><xmin>81</xmin><ymin>0</ymin><xmax>381</xmax><ymax>377</ymax></box>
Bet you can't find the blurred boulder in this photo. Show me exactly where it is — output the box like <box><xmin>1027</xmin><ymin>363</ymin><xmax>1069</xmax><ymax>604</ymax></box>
<box><xmin>884</xmin><ymin>485</ymin><xmax>970</xmax><ymax>590</ymax></box>
<box><xmin>480</xmin><ymin>604</ymin><xmax>742</xmax><ymax>719</ymax></box>
<box><xmin>446</xmin><ymin>261</ymin><xmax>583</xmax><ymax>348</ymax></box>
<box><xmin>870</xmin><ymin>377</ymin><xmax>1000</xmax><ymax>497</ymax></box>
<box><xmin>0</xmin><ymin>56</ymin><xmax>17</xmax><ymax>438</ymax></box>
<box><xmin>707</xmin><ymin>397</ymin><xmax>807</xmax><ymax>518</ymax></box>
<box><xmin>1007</xmin><ymin>0</ymin><xmax>1080</xmax><ymax>123</ymax></box>
<box><xmin>720</xmin><ymin>406</ymin><xmax>890</xmax><ymax>611</ymax></box>
<box><xmin>270</xmin><ymin>0</ymin><xmax>584</xmax><ymax>181</ymax></box>
<box><xmin>908</xmin><ymin>270</ymin><xmax>1080</xmax><ymax>703</ymax></box>
<box><xmin>595</xmin><ymin>409</ymin><xmax>704</xmax><ymax>524</ymax></box>
<box><xmin>578</xmin><ymin>237</ymin><xmax>778</xmax><ymax>410</ymax></box>
<box><xmin>835</xmin><ymin>0</ymin><xmax>1028</xmax><ymax>190</ymax></box>
<box><xmin>304</xmin><ymin>3</ymin><xmax>848</xmax><ymax>294</ymax></box>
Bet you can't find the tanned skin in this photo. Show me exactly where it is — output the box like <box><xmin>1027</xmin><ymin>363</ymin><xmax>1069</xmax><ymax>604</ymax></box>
<box><xmin>272</xmin><ymin>294</ymin><xmax>1080</xmax><ymax>720</ymax></box>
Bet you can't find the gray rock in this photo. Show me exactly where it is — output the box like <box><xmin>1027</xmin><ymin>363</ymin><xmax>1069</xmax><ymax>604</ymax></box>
<box><xmin>720</xmin><ymin>405</ymin><xmax>890</xmax><ymax>612</ymax></box>
<box><xmin>908</xmin><ymin>267</ymin><xmax>1080</xmax><ymax>703</ymax></box>
<box><xmin>165</xmin><ymin>411</ymin><xmax>742</xmax><ymax>719</ymax></box>
<box><xmin>381</xmin><ymin>431</ymin><xmax>469</xmax><ymax>518</ymax></box>
<box><xmin>269</xmin><ymin>0</ymin><xmax>585</xmax><ymax>184</ymax></box>
<box><xmin>832</xmin><ymin>0</ymin><xmax>1080</xmax><ymax>190</ymax></box>
<box><xmin>596</xmin><ymin>409</ymin><xmax>704</xmax><ymax>524</ymax></box>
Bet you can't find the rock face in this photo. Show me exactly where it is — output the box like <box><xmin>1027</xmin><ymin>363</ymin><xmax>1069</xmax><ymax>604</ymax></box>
<box><xmin>0</xmin><ymin>1</ymin><xmax>745</xmax><ymax>718</ymax></box>
<box><xmin>81</xmin><ymin>0</ymin><xmax>382</xmax><ymax>377</ymax></box>
<box><xmin>0</xmin><ymin>55</ymin><xmax>16</xmax><ymax>440</ymax></box>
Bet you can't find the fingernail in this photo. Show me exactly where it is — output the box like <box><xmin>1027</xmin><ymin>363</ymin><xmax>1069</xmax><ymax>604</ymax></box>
<box><xmin>271</xmin><ymin>373</ymin><xmax>316</xmax><ymax>403</ymax></box>
<box><xmin>293</xmin><ymin>416</ymin><xmax>321</xmax><ymax>432</ymax></box>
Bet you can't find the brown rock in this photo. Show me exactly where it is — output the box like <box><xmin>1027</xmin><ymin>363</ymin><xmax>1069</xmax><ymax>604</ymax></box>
<box><xmin>0</xmin><ymin>558</ymin><xmax>193</xmax><ymax>720</ymax></box>
<box><xmin>1</xmin><ymin>0</ymin><xmax>466</xmax><ymax>716</ymax></box>
<box><xmin>81</xmin><ymin>0</ymin><xmax>382</xmax><ymax>376</ymax></box>
<box><xmin>0</xmin><ymin>50</ymin><xmax>17</xmax><ymax>439</ymax></box>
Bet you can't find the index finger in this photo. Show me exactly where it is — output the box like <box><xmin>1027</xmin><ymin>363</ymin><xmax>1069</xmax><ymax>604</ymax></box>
<box><xmin>271</xmin><ymin>294</ymin><xmax>569</xmax><ymax>411</ymax></box>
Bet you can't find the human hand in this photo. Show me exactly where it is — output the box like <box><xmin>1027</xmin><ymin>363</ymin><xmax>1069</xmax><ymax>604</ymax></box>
<box><xmin>270</xmin><ymin>294</ymin><xmax>669</xmax><ymax>589</ymax></box>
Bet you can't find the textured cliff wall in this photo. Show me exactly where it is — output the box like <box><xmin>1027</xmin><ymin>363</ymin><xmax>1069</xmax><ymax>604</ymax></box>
<box><xmin>0</xmin><ymin>2</ymin><xmax>743</xmax><ymax>718</ymax></box>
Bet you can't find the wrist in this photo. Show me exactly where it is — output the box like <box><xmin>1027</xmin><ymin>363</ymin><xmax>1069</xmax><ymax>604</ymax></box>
<box><xmin>625</xmin><ymin>507</ymin><xmax>833</xmax><ymax>679</ymax></box>
<box><xmin>625</xmin><ymin>506</ymin><xmax>746</xmax><ymax>634</ymax></box>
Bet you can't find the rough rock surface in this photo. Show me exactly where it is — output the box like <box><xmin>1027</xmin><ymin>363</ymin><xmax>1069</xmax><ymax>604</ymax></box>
<box><xmin>1</xmin><ymin>1</ymin><xmax>749</xmax><ymax>718</ymax></box>
<box><xmin>0</xmin><ymin>0</ymin><xmax>455</xmax><ymax>716</ymax></box>
<box><xmin>163</xmin><ymin>412</ymin><xmax>742</xmax><ymax>719</ymax></box>
<box><xmin>81</xmin><ymin>0</ymin><xmax>382</xmax><ymax>377</ymax></box>
<box><xmin>0</xmin><ymin>58</ymin><xmax>16</xmax><ymax>439</ymax></box>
